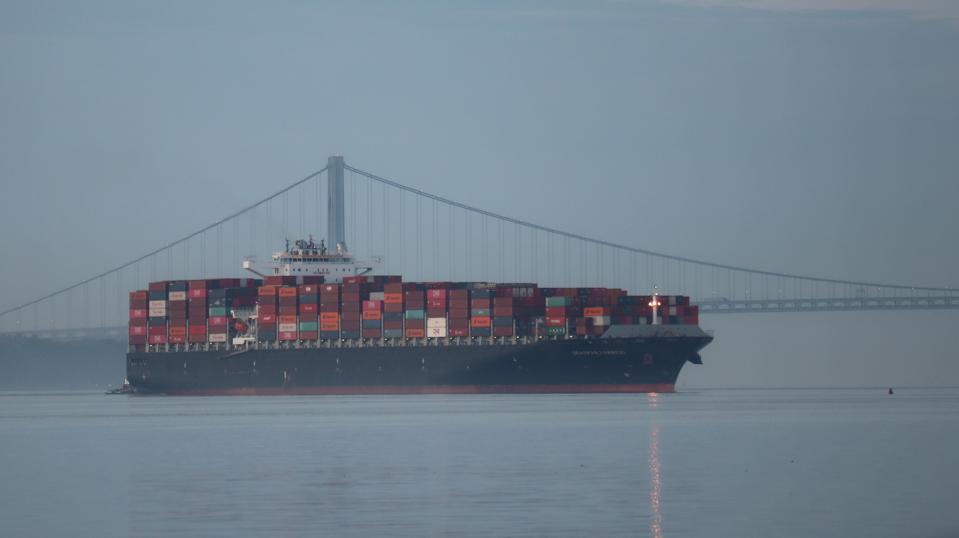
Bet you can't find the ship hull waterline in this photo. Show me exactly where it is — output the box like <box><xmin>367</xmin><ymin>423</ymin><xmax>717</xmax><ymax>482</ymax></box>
<box><xmin>127</xmin><ymin>336</ymin><xmax>711</xmax><ymax>396</ymax></box>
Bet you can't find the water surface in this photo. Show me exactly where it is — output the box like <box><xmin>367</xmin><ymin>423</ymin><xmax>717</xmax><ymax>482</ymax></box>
<box><xmin>1</xmin><ymin>388</ymin><xmax>957</xmax><ymax>537</ymax></box>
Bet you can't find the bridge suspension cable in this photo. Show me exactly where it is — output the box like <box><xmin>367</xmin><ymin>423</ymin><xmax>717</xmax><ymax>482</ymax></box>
<box><xmin>0</xmin><ymin>167</ymin><xmax>328</xmax><ymax>320</ymax></box>
<box><xmin>345</xmin><ymin>165</ymin><xmax>953</xmax><ymax>293</ymax></box>
<box><xmin>3</xmin><ymin>156</ymin><xmax>958</xmax><ymax>335</ymax></box>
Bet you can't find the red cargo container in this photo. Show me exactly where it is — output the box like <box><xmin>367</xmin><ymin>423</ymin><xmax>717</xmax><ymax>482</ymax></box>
<box><xmin>129</xmin><ymin>309</ymin><xmax>147</xmax><ymax>319</ymax></box>
<box><xmin>299</xmin><ymin>331</ymin><xmax>319</xmax><ymax>340</ymax></box>
<box><xmin>470</xmin><ymin>317</ymin><xmax>491</xmax><ymax>328</ymax></box>
<box><xmin>148</xmin><ymin>281</ymin><xmax>168</xmax><ymax>292</ymax></box>
<box><xmin>148</xmin><ymin>334</ymin><xmax>168</xmax><ymax>344</ymax></box>
<box><xmin>471</xmin><ymin>298</ymin><xmax>490</xmax><ymax>309</ymax></box>
<box><xmin>299</xmin><ymin>303</ymin><xmax>318</xmax><ymax>314</ymax></box>
<box><xmin>492</xmin><ymin>326</ymin><xmax>513</xmax><ymax>337</ymax></box>
<box><xmin>449</xmin><ymin>328</ymin><xmax>469</xmax><ymax>337</ymax></box>
<box><xmin>279</xmin><ymin>305</ymin><xmax>297</xmax><ymax>316</ymax></box>
<box><xmin>148</xmin><ymin>325</ymin><xmax>166</xmax><ymax>336</ymax></box>
<box><xmin>129</xmin><ymin>291</ymin><xmax>148</xmax><ymax>302</ymax></box>
<box><xmin>129</xmin><ymin>325</ymin><xmax>147</xmax><ymax>336</ymax></box>
<box><xmin>362</xmin><ymin>310</ymin><xmax>382</xmax><ymax>321</ymax></box>
<box><xmin>545</xmin><ymin>307</ymin><xmax>566</xmax><ymax>318</ymax></box>
<box><xmin>169</xmin><ymin>326</ymin><xmax>187</xmax><ymax>336</ymax></box>
<box><xmin>546</xmin><ymin>317</ymin><xmax>566</xmax><ymax>327</ymax></box>
<box><xmin>405</xmin><ymin>328</ymin><xmax>425</xmax><ymax>338</ymax></box>
<box><xmin>279</xmin><ymin>331</ymin><xmax>297</xmax><ymax>341</ymax></box>
<box><xmin>362</xmin><ymin>328</ymin><xmax>383</xmax><ymax>338</ymax></box>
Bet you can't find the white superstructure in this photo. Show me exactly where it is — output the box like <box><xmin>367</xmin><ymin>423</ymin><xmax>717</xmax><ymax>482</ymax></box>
<box><xmin>243</xmin><ymin>236</ymin><xmax>382</xmax><ymax>284</ymax></box>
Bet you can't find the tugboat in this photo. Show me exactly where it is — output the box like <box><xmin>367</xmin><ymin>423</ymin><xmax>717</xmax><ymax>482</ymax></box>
<box><xmin>105</xmin><ymin>377</ymin><xmax>134</xmax><ymax>395</ymax></box>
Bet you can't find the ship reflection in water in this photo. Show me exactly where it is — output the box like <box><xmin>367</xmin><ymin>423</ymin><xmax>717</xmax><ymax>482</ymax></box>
<box><xmin>647</xmin><ymin>392</ymin><xmax>663</xmax><ymax>538</ymax></box>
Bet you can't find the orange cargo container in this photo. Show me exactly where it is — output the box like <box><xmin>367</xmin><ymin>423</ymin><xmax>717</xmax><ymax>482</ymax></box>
<box><xmin>278</xmin><ymin>315</ymin><xmax>298</xmax><ymax>324</ymax></box>
<box><xmin>470</xmin><ymin>316</ymin><xmax>491</xmax><ymax>328</ymax></box>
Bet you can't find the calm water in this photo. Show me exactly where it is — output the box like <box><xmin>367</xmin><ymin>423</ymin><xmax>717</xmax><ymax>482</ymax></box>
<box><xmin>1</xmin><ymin>388</ymin><xmax>957</xmax><ymax>537</ymax></box>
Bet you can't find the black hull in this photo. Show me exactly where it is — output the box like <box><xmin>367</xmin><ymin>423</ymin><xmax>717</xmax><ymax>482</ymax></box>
<box><xmin>127</xmin><ymin>336</ymin><xmax>710</xmax><ymax>395</ymax></box>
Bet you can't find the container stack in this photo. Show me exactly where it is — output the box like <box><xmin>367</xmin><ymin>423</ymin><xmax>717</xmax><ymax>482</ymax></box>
<box><xmin>362</xmin><ymin>299</ymin><xmax>382</xmax><ymax>339</ymax></box>
<box><xmin>129</xmin><ymin>290</ymin><xmax>148</xmax><ymax>348</ymax></box>
<box><xmin>492</xmin><ymin>293</ymin><xmax>513</xmax><ymax>337</ymax></box>
<box><xmin>207</xmin><ymin>289</ymin><xmax>230</xmax><ymax>343</ymax></box>
<box><xmin>167</xmin><ymin>281</ymin><xmax>188</xmax><ymax>344</ymax></box>
<box><xmin>257</xmin><ymin>286</ymin><xmax>278</xmax><ymax>342</ymax></box>
<box><xmin>425</xmin><ymin>288</ymin><xmax>447</xmax><ymax>338</ymax></box>
<box><xmin>448</xmin><ymin>288</ymin><xmax>469</xmax><ymax>337</ymax></box>
<box><xmin>404</xmin><ymin>285</ymin><xmax>425</xmax><ymax>338</ymax></box>
<box><xmin>469</xmin><ymin>288</ymin><xmax>492</xmax><ymax>337</ymax></box>
<box><xmin>544</xmin><ymin>295</ymin><xmax>571</xmax><ymax>337</ymax></box>
<box><xmin>320</xmin><ymin>284</ymin><xmax>343</xmax><ymax>339</ymax></box>
<box><xmin>383</xmin><ymin>282</ymin><xmax>404</xmax><ymax>338</ymax></box>
<box><xmin>298</xmin><ymin>284</ymin><xmax>319</xmax><ymax>341</ymax></box>
<box><xmin>147</xmin><ymin>282</ymin><xmax>167</xmax><ymax>345</ymax></box>
<box><xmin>187</xmin><ymin>281</ymin><xmax>207</xmax><ymax>343</ymax></box>
<box><xmin>278</xmin><ymin>286</ymin><xmax>298</xmax><ymax>341</ymax></box>
<box><xmin>131</xmin><ymin>275</ymin><xmax>703</xmax><ymax>350</ymax></box>
<box><xmin>336</xmin><ymin>281</ymin><xmax>359</xmax><ymax>340</ymax></box>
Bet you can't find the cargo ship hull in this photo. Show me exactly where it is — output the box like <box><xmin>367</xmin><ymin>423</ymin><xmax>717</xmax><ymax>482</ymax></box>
<box><xmin>127</xmin><ymin>335</ymin><xmax>709</xmax><ymax>395</ymax></box>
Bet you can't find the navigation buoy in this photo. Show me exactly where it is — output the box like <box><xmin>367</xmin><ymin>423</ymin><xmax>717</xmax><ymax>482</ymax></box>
<box><xmin>888</xmin><ymin>388</ymin><xmax>894</xmax><ymax>395</ymax></box>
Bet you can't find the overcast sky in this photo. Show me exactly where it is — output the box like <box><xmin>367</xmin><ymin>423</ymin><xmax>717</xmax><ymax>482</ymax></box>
<box><xmin>1</xmin><ymin>0</ymin><xmax>956</xmax><ymax>386</ymax></box>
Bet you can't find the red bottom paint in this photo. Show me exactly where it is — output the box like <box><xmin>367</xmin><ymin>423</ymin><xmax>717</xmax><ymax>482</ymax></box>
<box><xmin>154</xmin><ymin>384</ymin><xmax>676</xmax><ymax>396</ymax></box>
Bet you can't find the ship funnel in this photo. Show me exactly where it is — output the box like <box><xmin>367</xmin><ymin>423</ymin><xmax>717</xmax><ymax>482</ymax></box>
<box><xmin>327</xmin><ymin>156</ymin><xmax>346</xmax><ymax>248</ymax></box>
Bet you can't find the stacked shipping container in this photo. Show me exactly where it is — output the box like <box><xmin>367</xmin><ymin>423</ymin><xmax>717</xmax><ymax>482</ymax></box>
<box><xmin>132</xmin><ymin>276</ymin><xmax>699</xmax><ymax>347</ymax></box>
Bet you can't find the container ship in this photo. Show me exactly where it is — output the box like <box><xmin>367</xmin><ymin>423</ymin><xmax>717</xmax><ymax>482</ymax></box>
<box><xmin>125</xmin><ymin>236</ymin><xmax>713</xmax><ymax>395</ymax></box>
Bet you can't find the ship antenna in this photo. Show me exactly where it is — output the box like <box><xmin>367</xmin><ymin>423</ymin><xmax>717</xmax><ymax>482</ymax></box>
<box><xmin>649</xmin><ymin>286</ymin><xmax>661</xmax><ymax>326</ymax></box>
<box><xmin>285</xmin><ymin>238</ymin><xmax>290</xmax><ymax>252</ymax></box>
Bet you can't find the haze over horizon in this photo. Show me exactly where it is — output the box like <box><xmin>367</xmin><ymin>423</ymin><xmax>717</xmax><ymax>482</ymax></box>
<box><xmin>1</xmin><ymin>0</ymin><xmax>956</xmax><ymax>387</ymax></box>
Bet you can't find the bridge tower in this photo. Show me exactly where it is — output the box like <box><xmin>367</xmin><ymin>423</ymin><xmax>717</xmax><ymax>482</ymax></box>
<box><xmin>327</xmin><ymin>155</ymin><xmax>346</xmax><ymax>248</ymax></box>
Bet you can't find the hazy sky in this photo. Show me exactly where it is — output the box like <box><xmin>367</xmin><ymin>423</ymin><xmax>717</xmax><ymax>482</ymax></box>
<box><xmin>1</xmin><ymin>0</ymin><xmax>956</xmax><ymax>386</ymax></box>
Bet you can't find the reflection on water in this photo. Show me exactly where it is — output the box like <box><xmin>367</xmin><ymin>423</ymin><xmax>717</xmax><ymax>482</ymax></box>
<box><xmin>648</xmin><ymin>392</ymin><xmax>663</xmax><ymax>538</ymax></box>
<box><xmin>3</xmin><ymin>389</ymin><xmax>958</xmax><ymax>537</ymax></box>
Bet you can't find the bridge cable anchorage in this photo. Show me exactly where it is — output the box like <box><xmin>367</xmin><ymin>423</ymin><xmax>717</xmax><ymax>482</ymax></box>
<box><xmin>344</xmin><ymin>164</ymin><xmax>957</xmax><ymax>294</ymax></box>
<box><xmin>0</xmin><ymin>167</ymin><xmax>328</xmax><ymax>319</ymax></box>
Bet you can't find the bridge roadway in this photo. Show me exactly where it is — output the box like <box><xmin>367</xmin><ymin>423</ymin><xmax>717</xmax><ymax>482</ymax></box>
<box><xmin>698</xmin><ymin>294</ymin><xmax>959</xmax><ymax>313</ymax></box>
<box><xmin>4</xmin><ymin>294</ymin><xmax>957</xmax><ymax>342</ymax></box>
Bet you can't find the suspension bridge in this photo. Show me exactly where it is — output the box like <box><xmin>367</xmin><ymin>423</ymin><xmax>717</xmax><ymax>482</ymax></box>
<box><xmin>2</xmin><ymin>155</ymin><xmax>956</xmax><ymax>340</ymax></box>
